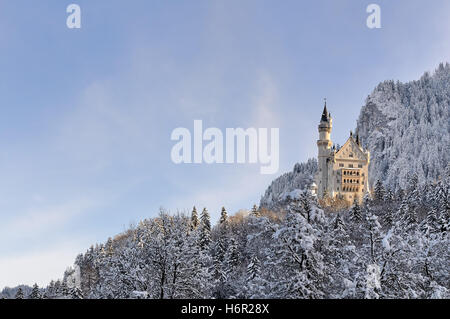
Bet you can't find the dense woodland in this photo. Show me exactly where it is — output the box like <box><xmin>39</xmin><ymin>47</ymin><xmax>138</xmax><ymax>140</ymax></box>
<box><xmin>4</xmin><ymin>166</ymin><xmax>448</xmax><ymax>299</ymax></box>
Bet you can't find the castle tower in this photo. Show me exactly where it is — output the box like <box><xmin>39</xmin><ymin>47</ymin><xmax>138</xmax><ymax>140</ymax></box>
<box><xmin>317</xmin><ymin>100</ymin><xmax>333</xmax><ymax>198</ymax></box>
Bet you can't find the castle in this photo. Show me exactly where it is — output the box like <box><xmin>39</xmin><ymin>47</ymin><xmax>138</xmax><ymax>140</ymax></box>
<box><xmin>313</xmin><ymin>101</ymin><xmax>370</xmax><ymax>204</ymax></box>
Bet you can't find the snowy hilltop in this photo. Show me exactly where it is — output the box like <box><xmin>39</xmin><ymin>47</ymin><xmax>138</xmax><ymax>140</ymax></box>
<box><xmin>260</xmin><ymin>159</ymin><xmax>317</xmax><ymax>209</ymax></box>
<box><xmin>357</xmin><ymin>63</ymin><xmax>450</xmax><ymax>190</ymax></box>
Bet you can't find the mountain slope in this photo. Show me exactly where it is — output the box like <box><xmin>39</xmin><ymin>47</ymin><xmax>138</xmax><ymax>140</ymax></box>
<box><xmin>357</xmin><ymin>63</ymin><xmax>450</xmax><ymax>190</ymax></box>
<box><xmin>260</xmin><ymin>158</ymin><xmax>317</xmax><ymax>209</ymax></box>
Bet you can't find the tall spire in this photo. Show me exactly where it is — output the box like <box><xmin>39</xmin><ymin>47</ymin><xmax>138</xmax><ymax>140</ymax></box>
<box><xmin>321</xmin><ymin>98</ymin><xmax>329</xmax><ymax>122</ymax></box>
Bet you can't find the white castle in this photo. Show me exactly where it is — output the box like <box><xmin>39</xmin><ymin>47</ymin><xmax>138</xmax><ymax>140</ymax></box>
<box><xmin>313</xmin><ymin>101</ymin><xmax>370</xmax><ymax>204</ymax></box>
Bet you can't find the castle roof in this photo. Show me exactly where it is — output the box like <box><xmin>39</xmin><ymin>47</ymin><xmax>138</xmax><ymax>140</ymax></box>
<box><xmin>321</xmin><ymin>101</ymin><xmax>330</xmax><ymax>122</ymax></box>
<box><xmin>334</xmin><ymin>135</ymin><xmax>368</xmax><ymax>161</ymax></box>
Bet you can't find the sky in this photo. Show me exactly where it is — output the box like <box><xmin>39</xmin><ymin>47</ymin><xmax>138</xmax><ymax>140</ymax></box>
<box><xmin>0</xmin><ymin>0</ymin><xmax>449</xmax><ymax>288</ymax></box>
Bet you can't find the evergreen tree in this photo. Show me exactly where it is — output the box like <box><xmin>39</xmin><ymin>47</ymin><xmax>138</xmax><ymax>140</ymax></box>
<box><xmin>382</xmin><ymin>206</ymin><xmax>394</xmax><ymax>228</ymax></box>
<box><xmin>15</xmin><ymin>288</ymin><xmax>24</xmax><ymax>299</ymax></box>
<box><xmin>334</xmin><ymin>213</ymin><xmax>345</xmax><ymax>231</ymax></box>
<box><xmin>349</xmin><ymin>198</ymin><xmax>363</xmax><ymax>224</ymax></box>
<box><xmin>420</xmin><ymin>208</ymin><xmax>440</xmax><ymax>236</ymax></box>
<box><xmin>399</xmin><ymin>197</ymin><xmax>417</xmax><ymax>232</ymax></box>
<box><xmin>374</xmin><ymin>180</ymin><xmax>386</xmax><ymax>202</ymax></box>
<box><xmin>247</xmin><ymin>255</ymin><xmax>261</xmax><ymax>281</ymax></box>
<box><xmin>364</xmin><ymin>211</ymin><xmax>383</xmax><ymax>263</ymax></box>
<box><xmin>29</xmin><ymin>283</ymin><xmax>40</xmax><ymax>299</ymax></box>
<box><xmin>199</xmin><ymin>208</ymin><xmax>211</xmax><ymax>250</ymax></box>
<box><xmin>219</xmin><ymin>207</ymin><xmax>228</xmax><ymax>225</ymax></box>
<box><xmin>300</xmin><ymin>192</ymin><xmax>313</xmax><ymax>223</ymax></box>
<box><xmin>384</xmin><ymin>189</ymin><xmax>395</xmax><ymax>202</ymax></box>
<box><xmin>225</xmin><ymin>237</ymin><xmax>239</xmax><ymax>270</ymax></box>
<box><xmin>191</xmin><ymin>206</ymin><xmax>199</xmax><ymax>230</ymax></box>
<box><xmin>59</xmin><ymin>281</ymin><xmax>69</xmax><ymax>298</ymax></box>
<box><xmin>69</xmin><ymin>287</ymin><xmax>84</xmax><ymax>299</ymax></box>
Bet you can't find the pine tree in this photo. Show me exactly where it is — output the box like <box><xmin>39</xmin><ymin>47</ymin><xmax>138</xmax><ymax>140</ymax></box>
<box><xmin>300</xmin><ymin>192</ymin><xmax>313</xmax><ymax>223</ymax></box>
<box><xmin>247</xmin><ymin>256</ymin><xmax>261</xmax><ymax>281</ymax></box>
<box><xmin>225</xmin><ymin>237</ymin><xmax>239</xmax><ymax>270</ymax></box>
<box><xmin>29</xmin><ymin>283</ymin><xmax>40</xmax><ymax>299</ymax></box>
<box><xmin>334</xmin><ymin>213</ymin><xmax>345</xmax><ymax>231</ymax></box>
<box><xmin>69</xmin><ymin>287</ymin><xmax>84</xmax><ymax>299</ymax></box>
<box><xmin>219</xmin><ymin>207</ymin><xmax>228</xmax><ymax>225</ymax></box>
<box><xmin>349</xmin><ymin>198</ymin><xmax>363</xmax><ymax>224</ymax></box>
<box><xmin>15</xmin><ymin>288</ymin><xmax>24</xmax><ymax>299</ymax></box>
<box><xmin>396</xmin><ymin>188</ymin><xmax>405</xmax><ymax>202</ymax></box>
<box><xmin>364</xmin><ymin>211</ymin><xmax>383</xmax><ymax>263</ymax></box>
<box><xmin>384</xmin><ymin>189</ymin><xmax>395</xmax><ymax>201</ymax></box>
<box><xmin>59</xmin><ymin>281</ymin><xmax>69</xmax><ymax>298</ymax></box>
<box><xmin>191</xmin><ymin>206</ymin><xmax>199</xmax><ymax>230</ymax></box>
<box><xmin>199</xmin><ymin>208</ymin><xmax>211</xmax><ymax>250</ymax></box>
<box><xmin>420</xmin><ymin>208</ymin><xmax>439</xmax><ymax>236</ymax></box>
<box><xmin>382</xmin><ymin>207</ymin><xmax>394</xmax><ymax>228</ymax></box>
<box><xmin>374</xmin><ymin>180</ymin><xmax>386</xmax><ymax>202</ymax></box>
<box><xmin>399</xmin><ymin>197</ymin><xmax>417</xmax><ymax>232</ymax></box>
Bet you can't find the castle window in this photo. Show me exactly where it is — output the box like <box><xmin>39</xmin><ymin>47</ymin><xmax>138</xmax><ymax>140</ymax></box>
<box><xmin>357</xmin><ymin>172</ymin><xmax>360</xmax><ymax>176</ymax></box>
<box><xmin>339</xmin><ymin>163</ymin><xmax>344</xmax><ymax>167</ymax></box>
<box><xmin>349</xmin><ymin>164</ymin><xmax>353</xmax><ymax>168</ymax></box>
<box><xmin>349</xmin><ymin>153</ymin><xmax>353</xmax><ymax>157</ymax></box>
<box><xmin>358</xmin><ymin>164</ymin><xmax>363</xmax><ymax>168</ymax></box>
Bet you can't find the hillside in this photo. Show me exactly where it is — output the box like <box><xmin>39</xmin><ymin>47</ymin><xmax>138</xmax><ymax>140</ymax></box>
<box><xmin>260</xmin><ymin>159</ymin><xmax>317</xmax><ymax>209</ymax></box>
<box><xmin>357</xmin><ymin>63</ymin><xmax>450</xmax><ymax>190</ymax></box>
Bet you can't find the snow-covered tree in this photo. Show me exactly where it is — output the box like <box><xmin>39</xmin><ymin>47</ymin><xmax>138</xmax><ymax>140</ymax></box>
<box><xmin>29</xmin><ymin>283</ymin><xmax>40</xmax><ymax>299</ymax></box>
<box><xmin>15</xmin><ymin>288</ymin><xmax>24</xmax><ymax>299</ymax></box>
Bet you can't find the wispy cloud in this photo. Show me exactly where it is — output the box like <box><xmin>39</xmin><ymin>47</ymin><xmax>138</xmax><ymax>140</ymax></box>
<box><xmin>251</xmin><ymin>70</ymin><xmax>282</xmax><ymax>128</ymax></box>
<box><xmin>0</xmin><ymin>198</ymin><xmax>97</xmax><ymax>242</ymax></box>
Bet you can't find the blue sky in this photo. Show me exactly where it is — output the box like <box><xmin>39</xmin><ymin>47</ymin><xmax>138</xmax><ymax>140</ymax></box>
<box><xmin>0</xmin><ymin>0</ymin><xmax>449</xmax><ymax>288</ymax></box>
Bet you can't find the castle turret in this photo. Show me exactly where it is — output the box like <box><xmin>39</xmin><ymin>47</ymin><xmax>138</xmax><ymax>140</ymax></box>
<box><xmin>317</xmin><ymin>100</ymin><xmax>333</xmax><ymax>198</ymax></box>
